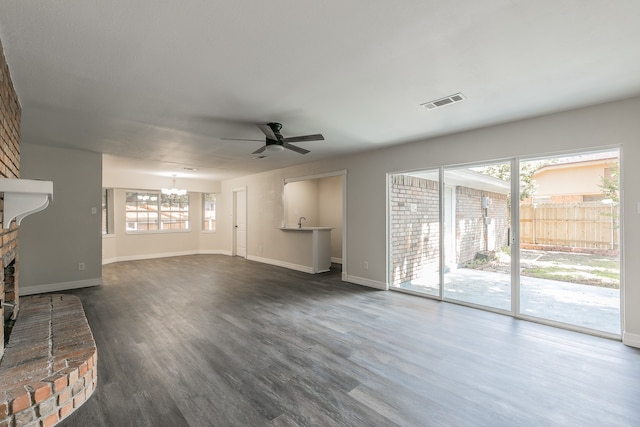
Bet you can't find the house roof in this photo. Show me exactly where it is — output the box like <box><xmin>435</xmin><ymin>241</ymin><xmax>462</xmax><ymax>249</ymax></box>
<box><xmin>0</xmin><ymin>1</ymin><xmax>639</xmax><ymax>181</ymax></box>
<box><xmin>534</xmin><ymin>151</ymin><xmax>618</xmax><ymax>175</ymax></box>
<box><xmin>406</xmin><ymin>169</ymin><xmax>511</xmax><ymax>195</ymax></box>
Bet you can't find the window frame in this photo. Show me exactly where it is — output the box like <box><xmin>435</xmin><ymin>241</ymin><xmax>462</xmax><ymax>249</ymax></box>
<box><xmin>202</xmin><ymin>193</ymin><xmax>217</xmax><ymax>233</ymax></box>
<box><xmin>102</xmin><ymin>188</ymin><xmax>115</xmax><ymax>236</ymax></box>
<box><xmin>125</xmin><ymin>190</ymin><xmax>191</xmax><ymax>234</ymax></box>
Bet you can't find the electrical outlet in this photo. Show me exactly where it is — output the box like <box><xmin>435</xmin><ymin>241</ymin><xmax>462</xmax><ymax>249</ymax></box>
<box><xmin>364</xmin><ymin>261</ymin><xmax>369</xmax><ymax>270</ymax></box>
<box><xmin>91</xmin><ymin>207</ymin><xmax>97</xmax><ymax>214</ymax></box>
<box><xmin>78</xmin><ymin>262</ymin><xmax>85</xmax><ymax>271</ymax></box>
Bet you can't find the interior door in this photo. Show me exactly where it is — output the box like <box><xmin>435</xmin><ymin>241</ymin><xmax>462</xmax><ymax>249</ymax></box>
<box><xmin>233</xmin><ymin>188</ymin><xmax>247</xmax><ymax>258</ymax></box>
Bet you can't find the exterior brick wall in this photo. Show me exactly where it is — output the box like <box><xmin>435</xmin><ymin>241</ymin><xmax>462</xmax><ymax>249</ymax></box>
<box><xmin>391</xmin><ymin>174</ymin><xmax>511</xmax><ymax>283</ymax></box>
<box><xmin>0</xmin><ymin>35</ymin><xmax>21</xmax><ymax>362</ymax></box>
<box><xmin>390</xmin><ymin>175</ymin><xmax>439</xmax><ymax>286</ymax></box>
<box><xmin>455</xmin><ymin>187</ymin><xmax>509</xmax><ymax>265</ymax></box>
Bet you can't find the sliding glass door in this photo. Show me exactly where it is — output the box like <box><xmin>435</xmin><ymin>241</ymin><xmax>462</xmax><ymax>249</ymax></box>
<box><xmin>388</xmin><ymin>148</ymin><xmax>621</xmax><ymax>336</ymax></box>
<box><xmin>443</xmin><ymin>162</ymin><xmax>512</xmax><ymax>311</ymax></box>
<box><xmin>389</xmin><ymin>170</ymin><xmax>440</xmax><ymax>297</ymax></box>
<box><xmin>518</xmin><ymin>150</ymin><xmax>621</xmax><ymax>334</ymax></box>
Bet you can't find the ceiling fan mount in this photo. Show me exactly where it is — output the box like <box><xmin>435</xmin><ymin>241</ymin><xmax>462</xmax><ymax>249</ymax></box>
<box><xmin>222</xmin><ymin>122</ymin><xmax>324</xmax><ymax>157</ymax></box>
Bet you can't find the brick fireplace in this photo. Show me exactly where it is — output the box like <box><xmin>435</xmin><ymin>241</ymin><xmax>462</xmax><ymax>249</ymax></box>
<box><xmin>0</xmin><ymin>36</ymin><xmax>98</xmax><ymax>427</ymax></box>
<box><xmin>0</xmin><ymin>35</ymin><xmax>21</xmax><ymax>361</ymax></box>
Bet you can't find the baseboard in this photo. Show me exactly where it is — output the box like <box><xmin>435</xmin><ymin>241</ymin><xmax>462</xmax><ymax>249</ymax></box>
<box><xmin>247</xmin><ymin>255</ymin><xmax>314</xmax><ymax>274</ymax></box>
<box><xmin>331</xmin><ymin>257</ymin><xmax>343</xmax><ymax>264</ymax></box>
<box><xmin>198</xmin><ymin>249</ymin><xmax>233</xmax><ymax>256</ymax></box>
<box><xmin>622</xmin><ymin>331</ymin><xmax>640</xmax><ymax>348</ymax></box>
<box><xmin>344</xmin><ymin>275</ymin><xmax>388</xmax><ymax>290</ymax></box>
<box><xmin>20</xmin><ymin>278</ymin><xmax>103</xmax><ymax>296</ymax></box>
<box><xmin>102</xmin><ymin>250</ymin><xmax>232</xmax><ymax>265</ymax></box>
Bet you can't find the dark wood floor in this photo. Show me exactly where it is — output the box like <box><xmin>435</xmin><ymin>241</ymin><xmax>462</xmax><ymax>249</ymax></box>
<box><xmin>59</xmin><ymin>255</ymin><xmax>639</xmax><ymax>426</ymax></box>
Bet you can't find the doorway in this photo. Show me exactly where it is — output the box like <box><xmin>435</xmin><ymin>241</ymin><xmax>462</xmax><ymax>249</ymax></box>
<box><xmin>233</xmin><ymin>188</ymin><xmax>247</xmax><ymax>258</ymax></box>
<box><xmin>283</xmin><ymin>171</ymin><xmax>346</xmax><ymax>274</ymax></box>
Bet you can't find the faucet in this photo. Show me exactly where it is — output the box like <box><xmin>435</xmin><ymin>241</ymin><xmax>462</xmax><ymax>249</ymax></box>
<box><xmin>297</xmin><ymin>216</ymin><xmax>306</xmax><ymax>228</ymax></box>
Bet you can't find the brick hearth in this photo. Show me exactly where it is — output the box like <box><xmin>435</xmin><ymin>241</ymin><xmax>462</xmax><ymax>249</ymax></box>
<box><xmin>0</xmin><ymin>294</ymin><xmax>97</xmax><ymax>426</ymax></box>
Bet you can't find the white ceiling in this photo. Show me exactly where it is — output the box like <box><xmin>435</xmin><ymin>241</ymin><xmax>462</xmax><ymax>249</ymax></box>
<box><xmin>1</xmin><ymin>1</ymin><xmax>639</xmax><ymax>181</ymax></box>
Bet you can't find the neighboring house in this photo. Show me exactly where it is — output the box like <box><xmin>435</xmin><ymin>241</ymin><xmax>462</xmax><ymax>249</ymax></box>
<box><xmin>520</xmin><ymin>152</ymin><xmax>620</xmax><ymax>252</ymax></box>
<box><xmin>531</xmin><ymin>153</ymin><xmax>618</xmax><ymax>203</ymax></box>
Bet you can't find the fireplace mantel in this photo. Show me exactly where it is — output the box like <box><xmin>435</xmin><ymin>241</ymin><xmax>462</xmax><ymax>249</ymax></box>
<box><xmin>0</xmin><ymin>178</ymin><xmax>53</xmax><ymax>228</ymax></box>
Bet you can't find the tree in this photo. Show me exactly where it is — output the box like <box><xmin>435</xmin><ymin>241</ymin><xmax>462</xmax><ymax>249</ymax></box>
<box><xmin>599</xmin><ymin>162</ymin><xmax>619</xmax><ymax>203</ymax></box>
<box><xmin>480</xmin><ymin>161</ymin><xmax>544</xmax><ymax>200</ymax></box>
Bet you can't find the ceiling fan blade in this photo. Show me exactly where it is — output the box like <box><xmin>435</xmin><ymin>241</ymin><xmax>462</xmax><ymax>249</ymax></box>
<box><xmin>283</xmin><ymin>143</ymin><xmax>310</xmax><ymax>155</ymax></box>
<box><xmin>283</xmin><ymin>134</ymin><xmax>324</xmax><ymax>143</ymax></box>
<box><xmin>252</xmin><ymin>145</ymin><xmax>267</xmax><ymax>154</ymax></box>
<box><xmin>221</xmin><ymin>137</ymin><xmax>265</xmax><ymax>142</ymax></box>
<box><xmin>257</xmin><ymin>123</ymin><xmax>278</xmax><ymax>140</ymax></box>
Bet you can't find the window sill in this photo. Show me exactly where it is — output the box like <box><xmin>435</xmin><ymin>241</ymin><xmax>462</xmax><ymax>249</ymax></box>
<box><xmin>125</xmin><ymin>229</ymin><xmax>191</xmax><ymax>235</ymax></box>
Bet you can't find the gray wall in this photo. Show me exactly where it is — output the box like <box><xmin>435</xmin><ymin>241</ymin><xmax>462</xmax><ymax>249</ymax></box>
<box><xmin>15</xmin><ymin>96</ymin><xmax>640</xmax><ymax>348</ymax></box>
<box><xmin>217</xmin><ymin>96</ymin><xmax>640</xmax><ymax>347</ymax></box>
<box><xmin>19</xmin><ymin>144</ymin><xmax>102</xmax><ymax>289</ymax></box>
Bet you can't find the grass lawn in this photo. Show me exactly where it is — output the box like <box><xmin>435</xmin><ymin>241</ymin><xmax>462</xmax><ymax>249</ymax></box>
<box><xmin>467</xmin><ymin>249</ymin><xmax>620</xmax><ymax>288</ymax></box>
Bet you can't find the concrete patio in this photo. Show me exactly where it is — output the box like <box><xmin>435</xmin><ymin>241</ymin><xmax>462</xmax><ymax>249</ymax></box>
<box><xmin>398</xmin><ymin>268</ymin><xmax>621</xmax><ymax>335</ymax></box>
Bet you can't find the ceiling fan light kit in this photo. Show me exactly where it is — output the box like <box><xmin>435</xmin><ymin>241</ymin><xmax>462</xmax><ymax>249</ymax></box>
<box><xmin>266</xmin><ymin>144</ymin><xmax>285</xmax><ymax>152</ymax></box>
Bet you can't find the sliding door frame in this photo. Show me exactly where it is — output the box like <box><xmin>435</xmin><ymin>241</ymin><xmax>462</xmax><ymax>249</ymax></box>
<box><xmin>388</xmin><ymin>146</ymin><xmax>622</xmax><ymax>339</ymax></box>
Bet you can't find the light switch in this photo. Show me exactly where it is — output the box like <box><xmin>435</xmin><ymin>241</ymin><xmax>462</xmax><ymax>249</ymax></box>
<box><xmin>91</xmin><ymin>207</ymin><xmax>97</xmax><ymax>215</ymax></box>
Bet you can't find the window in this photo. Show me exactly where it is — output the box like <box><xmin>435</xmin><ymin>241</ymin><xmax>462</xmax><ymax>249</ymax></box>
<box><xmin>203</xmin><ymin>193</ymin><xmax>216</xmax><ymax>232</ymax></box>
<box><xmin>102</xmin><ymin>188</ymin><xmax>113</xmax><ymax>235</ymax></box>
<box><xmin>125</xmin><ymin>191</ymin><xmax>189</xmax><ymax>232</ymax></box>
<box><xmin>102</xmin><ymin>189</ymin><xmax>109</xmax><ymax>234</ymax></box>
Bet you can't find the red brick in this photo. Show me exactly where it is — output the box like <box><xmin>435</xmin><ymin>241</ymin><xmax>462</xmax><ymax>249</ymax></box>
<box><xmin>73</xmin><ymin>390</ymin><xmax>86</xmax><ymax>408</ymax></box>
<box><xmin>57</xmin><ymin>388</ymin><xmax>71</xmax><ymax>405</ymax></box>
<box><xmin>42</xmin><ymin>412</ymin><xmax>59</xmax><ymax>427</ymax></box>
<box><xmin>67</xmin><ymin>367</ymin><xmax>79</xmax><ymax>385</ymax></box>
<box><xmin>78</xmin><ymin>361</ymin><xmax>88</xmax><ymax>377</ymax></box>
<box><xmin>59</xmin><ymin>401</ymin><xmax>73</xmax><ymax>419</ymax></box>
<box><xmin>10</xmin><ymin>390</ymin><xmax>31</xmax><ymax>413</ymax></box>
<box><xmin>0</xmin><ymin>401</ymin><xmax>7</xmax><ymax>419</ymax></box>
<box><xmin>33</xmin><ymin>383</ymin><xmax>51</xmax><ymax>403</ymax></box>
<box><xmin>53</xmin><ymin>375</ymin><xmax>68</xmax><ymax>393</ymax></box>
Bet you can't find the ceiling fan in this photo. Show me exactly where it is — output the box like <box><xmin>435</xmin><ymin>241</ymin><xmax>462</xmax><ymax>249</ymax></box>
<box><xmin>223</xmin><ymin>122</ymin><xmax>324</xmax><ymax>157</ymax></box>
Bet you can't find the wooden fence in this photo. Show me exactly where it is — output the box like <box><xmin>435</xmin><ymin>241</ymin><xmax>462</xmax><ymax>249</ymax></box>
<box><xmin>520</xmin><ymin>202</ymin><xmax>619</xmax><ymax>250</ymax></box>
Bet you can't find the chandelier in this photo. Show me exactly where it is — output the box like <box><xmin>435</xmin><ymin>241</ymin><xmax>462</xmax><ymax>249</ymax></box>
<box><xmin>161</xmin><ymin>174</ymin><xmax>187</xmax><ymax>196</ymax></box>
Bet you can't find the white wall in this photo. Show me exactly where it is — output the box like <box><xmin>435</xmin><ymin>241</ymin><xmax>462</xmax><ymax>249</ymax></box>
<box><xmin>102</xmin><ymin>160</ymin><xmax>226</xmax><ymax>262</ymax></box>
<box><xmin>216</xmin><ymin>96</ymin><xmax>640</xmax><ymax>347</ymax></box>
<box><xmin>284</xmin><ymin>180</ymin><xmax>319</xmax><ymax>227</ymax></box>
<box><xmin>318</xmin><ymin>175</ymin><xmax>343</xmax><ymax>261</ymax></box>
<box><xmin>19</xmin><ymin>144</ymin><xmax>103</xmax><ymax>293</ymax></box>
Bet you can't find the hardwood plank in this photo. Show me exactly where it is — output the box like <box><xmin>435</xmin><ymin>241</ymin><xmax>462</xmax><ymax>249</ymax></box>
<box><xmin>58</xmin><ymin>255</ymin><xmax>640</xmax><ymax>426</ymax></box>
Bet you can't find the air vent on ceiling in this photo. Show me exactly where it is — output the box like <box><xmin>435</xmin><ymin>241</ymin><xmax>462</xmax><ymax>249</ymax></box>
<box><xmin>420</xmin><ymin>93</ymin><xmax>466</xmax><ymax>110</ymax></box>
